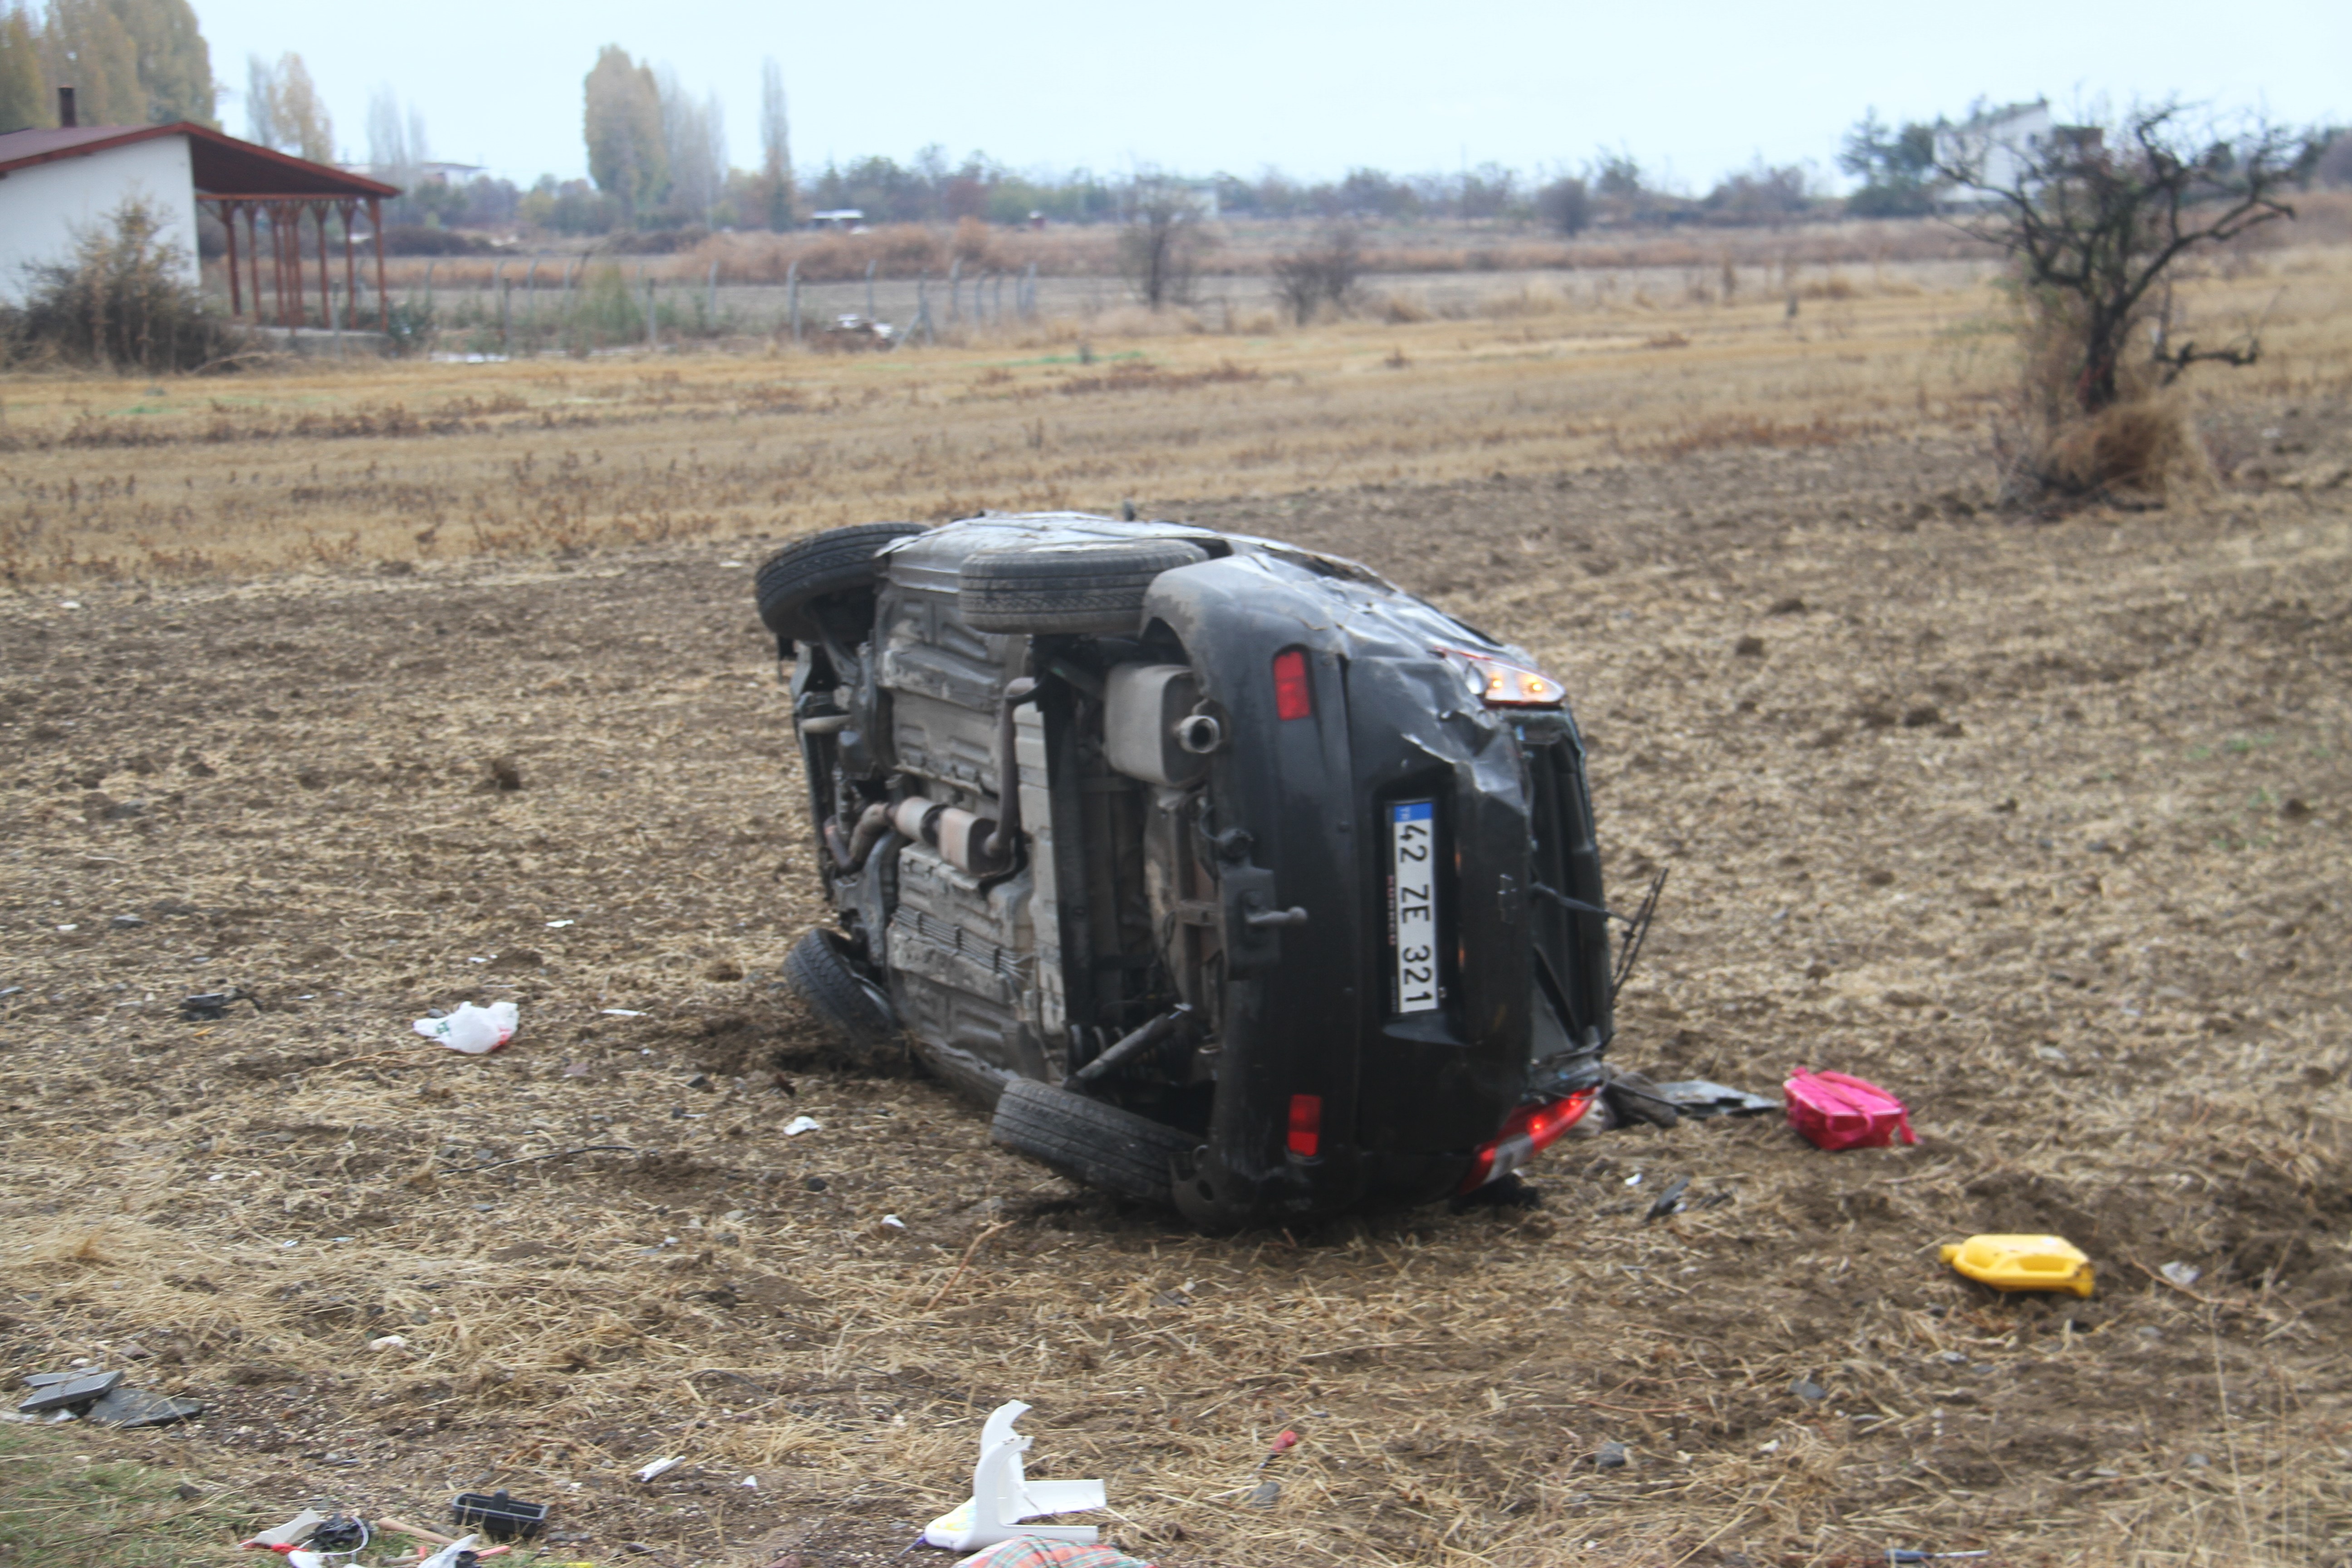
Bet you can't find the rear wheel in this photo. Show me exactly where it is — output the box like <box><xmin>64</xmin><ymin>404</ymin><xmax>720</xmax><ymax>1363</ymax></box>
<box><xmin>754</xmin><ymin>523</ymin><xmax>925</xmax><ymax>647</ymax></box>
<box><xmin>781</xmin><ymin>928</ymin><xmax>899</xmax><ymax>1052</ymax></box>
<box><xmin>990</xmin><ymin>1079</ymin><xmax>1197</xmax><ymax>1205</ymax></box>
<box><xmin>958</xmin><ymin>539</ymin><xmax>1208</xmax><ymax>636</ymax></box>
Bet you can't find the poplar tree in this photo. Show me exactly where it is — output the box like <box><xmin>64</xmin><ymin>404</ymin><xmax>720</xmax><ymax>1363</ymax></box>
<box><xmin>583</xmin><ymin>44</ymin><xmax>666</xmax><ymax>226</ymax></box>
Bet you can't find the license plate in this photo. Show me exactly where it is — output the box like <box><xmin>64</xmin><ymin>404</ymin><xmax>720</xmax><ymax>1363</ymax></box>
<box><xmin>1389</xmin><ymin>800</ymin><xmax>1438</xmax><ymax>1014</ymax></box>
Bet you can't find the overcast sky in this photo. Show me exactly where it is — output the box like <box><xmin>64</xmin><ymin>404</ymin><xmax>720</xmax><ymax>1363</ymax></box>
<box><xmin>190</xmin><ymin>0</ymin><xmax>2346</xmax><ymax>190</ymax></box>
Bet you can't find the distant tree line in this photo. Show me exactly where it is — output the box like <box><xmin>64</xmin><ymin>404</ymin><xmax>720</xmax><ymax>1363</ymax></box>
<box><xmin>0</xmin><ymin>0</ymin><xmax>214</xmax><ymax>131</ymax></box>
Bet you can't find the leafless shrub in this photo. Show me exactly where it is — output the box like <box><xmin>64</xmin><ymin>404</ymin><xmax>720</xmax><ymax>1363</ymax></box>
<box><xmin>1269</xmin><ymin>225</ymin><xmax>1363</xmax><ymax>325</ymax></box>
<box><xmin>0</xmin><ymin>197</ymin><xmax>247</xmax><ymax>372</ymax></box>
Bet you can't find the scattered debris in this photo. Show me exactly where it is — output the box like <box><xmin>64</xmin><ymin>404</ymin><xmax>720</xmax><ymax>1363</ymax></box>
<box><xmin>601</xmin><ymin>1008</ymin><xmax>647</xmax><ymax>1017</ymax></box>
<box><xmin>921</xmin><ymin>1400</ymin><xmax>1107</xmax><ymax>1551</ymax></box>
<box><xmin>368</xmin><ymin>1335</ymin><xmax>409</xmax><ymax>1351</ymax></box>
<box><xmin>417</xmin><ymin>1533</ymin><xmax>490</xmax><ymax>1568</ymax></box>
<box><xmin>783</xmin><ymin>1116</ymin><xmax>822</xmax><ymax>1137</ymax></box>
<box><xmin>633</xmin><ymin>1456</ymin><xmax>684</xmax><ymax>1483</ymax></box>
<box><xmin>1941</xmin><ymin>1234</ymin><xmax>2096</xmax><ymax>1297</ymax></box>
<box><xmin>451</xmin><ymin>1490</ymin><xmax>548</xmax><ymax>1542</ymax></box>
<box><xmin>83</xmin><ymin>1385</ymin><xmax>205</xmax><ymax>1428</ymax></box>
<box><xmin>1593</xmin><ymin>1441</ymin><xmax>1630</xmax><ymax>1469</ymax></box>
<box><xmin>950</xmin><ymin>1543</ymin><xmax>1154</xmax><ymax>1568</ymax></box>
<box><xmin>1246</xmin><ymin>1479</ymin><xmax>1280</xmax><ymax>1507</ymax></box>
<box><xmin>1784</xmin><ymin>1068</ymin><xmax>1916</xmax><ymax>1151</ymax></box>
<box><xmin>2159</xmin><ymin>1260</ymin><xmax>2202</xmax><ymax>1289</ymax></box>
<box><xmin>1790</xmin><ymin>1377</ymin><xmax>1827</xmax><ymax>1403</ymax></box>
<box><xmin>1885</xmin><ymin>1552</ymin><xmax>1990</xmax><ymax>1563</ymax></box>
<box><xmin>1646</xmin><ymin>1079</ymin><xmax>1780</xmax><ymax>1119</ymax></box>
<box><xmin>16</xmin><ymin>1369</ymin><xmax>123</xmax><ymax>1412</ymax></box>
<box><xmin>413</xmin><ymin>1000</ymin><xmax>519</xmax><ymax>1055</ymax></box>
<box><xmin>1643</xmin><ymin>1175</ymin><xmax>1692</xmax><ymax>1223</ymax></box>
<box><xmin>242</xmin><ymin>1509</ymin><xmax>330</xmax><ymax>1550</ymax></box>
<box><xmin>1259</xmin><ymin>1429</ymin><xmax>1300</xmax><ymax>1467</ymax></box>
<box><xmin>182</xmin><ymin>988</ymin><xmax>261</xmax><ymax>1021</ymax></box>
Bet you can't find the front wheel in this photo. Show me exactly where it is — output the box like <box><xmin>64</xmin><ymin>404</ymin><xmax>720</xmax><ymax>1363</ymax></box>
<box><xmin>780</xmin><ymin>928</ymin><xmax>899</xmax><ymax>1053</ymax></box>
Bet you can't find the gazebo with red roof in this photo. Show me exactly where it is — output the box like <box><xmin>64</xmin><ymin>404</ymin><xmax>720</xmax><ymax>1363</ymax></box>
<box><xmin>0</xmin><ymin>87</ymin><xmax>402</xmax><ymax>331</ymax></box>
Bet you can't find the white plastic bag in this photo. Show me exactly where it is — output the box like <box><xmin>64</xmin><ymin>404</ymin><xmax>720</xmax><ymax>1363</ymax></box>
<box><xmin>413</xmin><ymin>1000</ymin><xmax>519</xmax><ymax>1054</ymax></box>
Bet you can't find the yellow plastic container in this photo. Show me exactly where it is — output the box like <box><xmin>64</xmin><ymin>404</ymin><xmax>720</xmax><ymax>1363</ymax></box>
<box><xmin>1939</xmin><ymin>1234</ymin><xmax>2095</xmax><ymax>1297</ymax></box>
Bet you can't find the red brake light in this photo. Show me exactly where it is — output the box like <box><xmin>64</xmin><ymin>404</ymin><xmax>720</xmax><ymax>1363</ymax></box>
<box><xmin>1286</xmin><ymin>1093</ymin><xmax>1323</xmax><ymax>1157</ymax></box>
<box><xmin>1456</xmin><ymin>1088</ymin><xmax>1596</xmax><ymax>1192</ymax></box>
<box><xmin>1272</xmin><ymin>648</ymin><xmax>1313</xmax><ymax>721</ymax></box>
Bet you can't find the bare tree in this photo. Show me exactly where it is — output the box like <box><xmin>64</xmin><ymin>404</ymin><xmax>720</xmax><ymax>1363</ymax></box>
<box><xmin>1270</xmin><ymin>224</ymin><xmax>1362</xmax><ymax>325</ymax></box>
<box><xmin>1117</xmin><ymin>174</ymin><xmax>1208</xmax><ymax>309</ymax></box>
<box><xmin>1940</xmin><ymin>102</ymin><xmax>2301</xmax><ymax>415</ymax></box>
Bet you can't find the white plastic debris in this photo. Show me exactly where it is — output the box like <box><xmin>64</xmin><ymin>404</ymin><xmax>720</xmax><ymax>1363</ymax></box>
<box><xmin>367</xmin><ymin>1335</ymin><xmax>408</xmax><ymax>1351</ymax></box>
<box><xmin>242</xmin><ymin>1509</ymin><xmax>327</xmax><ymax>1550</ymax></box>
<box><xmin>417</xmin><ymin>1534</ymin><xmax>481</xmax><ymax>1568</ymax></box>
<box><xmin>413</xmin><ymin>1000</ymin><xmax>519</xmax><ymax>1055</ymax></box>
<box><xmin>602</xmin><ymin>1008</ymin><xmax>647</xmax><ymax>1017</ymax></box>
<box><xmin>882</xmin><ymin>1215</ymin><xmax>906</xmax><ymax>1230</ymax></box>
<box><xmin>783</xmin><ymin>1116</ymin><xmax>822</xmax><ymax>1137</ymax></box>
<box><xmin>739</xmin><ymin>1475</ymin><xmax>759</xmax><ymax>1488</ymax></box>
<box><xmin>634</xmin><ymin>1455</ymin><xmax>683</xmax><ymax>1483</ymax></box>
<box><xmin>2160</xmin><ymin>1261</ymin><xmax>2202</xmax><ymax>1288</ymax></box>
<box><xmin>921</xmin><ymin>1400</ymin><xmax>1106</xmax><ymax>1552</ymax></box>
<box><xmin>546</xmin><ymin>919</ymin><xmax>576</xmax><ymax>929</ymax></box>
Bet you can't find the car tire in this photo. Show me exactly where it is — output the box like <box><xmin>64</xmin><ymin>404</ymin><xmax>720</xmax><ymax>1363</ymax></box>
<box><xmin>958</xmin><ymin>539</ymin><xmax>1209</xmax><ymax>636</ymax></box>
<box><xmin>990</xmin><ymin>1078</ymin><xmax>1198</xmax><ymax>1205</ymax></box>
<box><xmin>755</xmin><ymin>523</ymin><xmax>926</xmax><ymax>646</ymax></box>
<box><xmin>781</xmin><ymin>928</ymin><xmax>900</xmax><ymax>1051</ymax></box>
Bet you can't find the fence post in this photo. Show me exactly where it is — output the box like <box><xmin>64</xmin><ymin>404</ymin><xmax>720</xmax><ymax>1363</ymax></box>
<box><xmin>495</xmin><ymin>258</ymin><xmax>510</xmax><ymax>353</ymax></box>
<box><xmin>707</xmin><ymin>256</ymin><xmax>719</xmax><ymax>333</ymax></box>
<box><xmin>947</xmin><ymin>256</ymin><xmax>961</xmax><ymax>323</ymax></box>
<box><xmin>864</xmin><ymin>258</ymin><xmax>877</xmax><ymax>323</ymax></box>
<box><xmin>522</xmin><ymin>258</ymin><xmax>540</xmax><ymax>353</ymax></box>
<box><xmin>788</xmin><ymin>259</ymin><xmax>801</xmax><ymax>346</ymax></box>
<box><xmin>642</xmin><ymin>265</ymin><xmax>657</xmax><ymax>348</ymax></box>
<box><xmin>1024</xmin><ymin>261</ymin><xmax>1037</xmax><ymax>319</ymax></box>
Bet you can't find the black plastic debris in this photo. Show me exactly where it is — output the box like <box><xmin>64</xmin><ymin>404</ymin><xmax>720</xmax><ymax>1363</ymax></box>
<box><xmin>308</xmin><ymin>1517</ymin><xmax>369</xmax><ymax>1553</ymax></box>
<box><xmin>451</xmin><ymin>1491</ymin><xmax>549</xmax><ymax>1543</ymax></box>
<box><xmin>181</xmin><ymin>988</ymin><xmax>261</xmax><ymax>1021</ymax></box>
<box><xmin>1643</xmin><ymin>1174</ymin><xmax>1692</xmax><ymax>1223</ymax></box>
<box><xmin>84</xmin><ymin>1385</ymin><xmax>206</xmax><ymax>1428</ymax></box>
<box><xmin>1648</xmin><ymin>1079</ymin><xmax>1782</xmax><ymax>1118</ymax></box>
<box><xmin>18</xmin><ymin>1370</ymin><xmax>124</xmax><ymax>1413</ymax></box>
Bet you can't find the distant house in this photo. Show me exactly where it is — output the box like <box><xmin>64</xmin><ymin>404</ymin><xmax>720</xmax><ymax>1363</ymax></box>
<box><xmin>0</xmin><ymin>88</ymin><xmax>399</xmax><ymax>323</ymax></box>
<box><xmin>1935</xmin><ymin>100</ymin><xmax>2058</xmax><ymax>197</ymax></box>
<box><xmin>809</xmin><ymin>208</ymin><xmax>865</xmax><ymax>230</ymax></box>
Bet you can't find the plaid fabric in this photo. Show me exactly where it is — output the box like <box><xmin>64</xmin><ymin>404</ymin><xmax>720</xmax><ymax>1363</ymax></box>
<box><xmin>953</xmin><ymin>1540</ymin><xmax>1154</xmax><ymax>1568</ymax></box>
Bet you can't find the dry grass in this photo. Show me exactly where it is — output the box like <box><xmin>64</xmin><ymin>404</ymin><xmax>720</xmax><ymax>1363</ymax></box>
<box><xmin>2</xmin><ymin>233</ymin><xmax>2350</xmax><ymax>1568</ymax></box>
<box><xmin>4</xmin><ymin>245</ymin><xmax>2349</xmax><ymax>587</ymax></box>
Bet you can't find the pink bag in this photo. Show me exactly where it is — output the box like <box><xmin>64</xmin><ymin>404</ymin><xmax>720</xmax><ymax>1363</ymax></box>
<box><xmin>1784</xmin><ymin>1068</ymin><xmax>1916</xmax><ymax>1151</ymax></box>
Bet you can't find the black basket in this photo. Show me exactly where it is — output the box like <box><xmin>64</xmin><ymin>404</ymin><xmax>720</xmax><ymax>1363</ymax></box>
<box><xmin>450</xmin><ymin>1491</ymin><xmax>548</xmax><ymax>1542</ymax></box>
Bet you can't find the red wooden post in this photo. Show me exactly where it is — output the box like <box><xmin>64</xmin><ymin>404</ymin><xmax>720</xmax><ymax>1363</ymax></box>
<box><xmin>245</xmin><ymin>206</ymin><xmax>263</xmax><ymax>323</ymax></box>
<box><xmin>315</xmin><ymin>202</ymin><xmax>332</xmax><ymax>328</ymax></box>
<box><xmin>341</xmin><ymin>201</ymin><xmax>358</xmax><ymax>331</ymax></box>
<box><xmin>371</xmin><ymin>198</ymin><xmax>387</xmax><ymax>333</ymax></box>
<box><xmin>221</xmin><ymin>201</ymin><xmax>242</xmax><ymax>317</ymax></box>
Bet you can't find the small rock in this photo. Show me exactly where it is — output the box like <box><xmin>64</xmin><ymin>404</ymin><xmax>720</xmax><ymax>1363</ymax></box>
<box><xmin>1767</xmin><ymin>596</ymin><xmax>1807</xmax><ymax>616</ymax></box>
<box><xmin>484</xmin><ymin>757</ymin><xmax>524</xmax><ymax>792</ymax></box>
<box><xmin>2185</xmin><ymin>1452</ymin><xmax>2209</xmax><ymax>1469</ymax></box>
<box><xmin>1733</xmin><ymin>635</ymin><xmax>1766</xmax><ymax>658</ymax></box>
<box><xmin>175</xmin><ymin>1482</ymin><xmax>203</xmax><ymax>1500</ymax></box>
<box><xmin>2136</xmin><ymin>1326</ymin><xmax>2162</xmax><ymax>1341</ymax></box>
<box><xmin>701</xmin><ymin>958</ymin><xmax>745</xmax><ymax>981</ymax></box>
<box><xmin>687</xmin><ymin>1074</ymin><xmax>715</xmax><ymax>1091</ymax></box>
<box><xmin>1901</xmin><ymin>704</ymin><xmax>1943</xmax><ymax>728</ymax></box>
<box><xmin>118</xmin><ymin>1342</ymin><xmax>151</xmax><ymax>1359</ymax></box>
<box><xmin>111</xmin><ymin>915</ymin><xmax>146</xmax><ymax>929</ymax></box>
<box><xmin>103</xmin><ymin>798</ymin><xmax>148</xmax><ymax>820</ymax></box>
<box><xmin>1790</xmin><ymin>1378</ymin><xmax>1827</xmax><ymax>1403</ymax></box>
<box><xmin>2281</xmin><ymin>797</ymin><xmax>2311</xmax><ymax>820</ymax></box>
<box><xmin>1594</xmin><ymin>1441</ymin><xmax>1630</xmax><ymax>1470</ymax></box>
<box><xmin>802</xmin><ymin>1176</ymin><xmax>828</xmax><ymax>1191</ymax></box>
<box><xmin>1247</xmin><ymin>1480</ymin><xmax>1279</xmax><ymax>1508</ymax></box>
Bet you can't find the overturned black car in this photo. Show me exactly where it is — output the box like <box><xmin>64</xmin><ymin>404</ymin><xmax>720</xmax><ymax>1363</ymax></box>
<box><xmin>755</xmin><ymin>512</ymin><xmax>1653</xmax><ymax>1227</ymax></box>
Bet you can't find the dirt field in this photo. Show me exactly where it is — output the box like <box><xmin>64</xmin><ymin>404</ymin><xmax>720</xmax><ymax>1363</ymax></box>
<box><xmin>3</xmin><ymin>256</ymin><xmax>2352</xmax><ymax>1568</ymax></box>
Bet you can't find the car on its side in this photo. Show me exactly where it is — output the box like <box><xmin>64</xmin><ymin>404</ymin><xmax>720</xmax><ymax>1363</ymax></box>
<box><xmin>755</xmin><ymin>511</ymin><xmax>1631</xmax><ymax>1227</ymax></box>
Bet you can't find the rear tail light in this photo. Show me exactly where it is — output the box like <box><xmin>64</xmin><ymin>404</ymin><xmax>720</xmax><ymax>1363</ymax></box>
<box><xmin>1456</xmin><ymin>1088</ymin><xmax>1596</xmax><ymax>1192</ymax></box>
<box><xmin>1272</xmin><ymin>648</ymin><xmax>1313</xmax><ymax>720</ymax></box>
<box><xmin>1286</xmin><ymin>1093</ymin><xmax>1323</xmax><ymax>1157</ymax></box>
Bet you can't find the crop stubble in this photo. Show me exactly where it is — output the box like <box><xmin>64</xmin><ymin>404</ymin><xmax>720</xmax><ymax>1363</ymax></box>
<box><xmin>1</xmin><ymin>251</ymin><xmax>2350</xmax><ymax>1567</ymax></box>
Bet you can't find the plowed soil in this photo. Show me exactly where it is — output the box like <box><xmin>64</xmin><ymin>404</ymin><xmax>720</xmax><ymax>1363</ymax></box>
<box><xmin>3</xmin><ymin>419</ymin><xmax>2349</xmax><ymax>1567</ymax></box>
